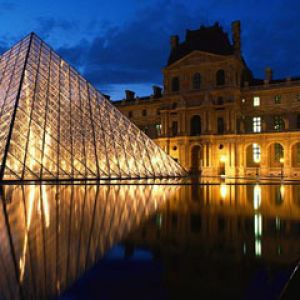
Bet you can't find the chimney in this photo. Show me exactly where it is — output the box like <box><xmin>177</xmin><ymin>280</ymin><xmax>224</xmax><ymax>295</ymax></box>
<box><xmin>231</xmin><ymin>20</ymin><xmax>241</xmax><ymax>55</ymax></box>
<box><xmin>265</xmin><ymin>67</ymin><xmax>273</xmax><ymax>82</ymax></box>
<box><xmin>125</xmin><ymin>90</ymin><xmax>135</xmax><ymax>101</ymax></box>
<box><xmin>170</xmin><ymin>35</ymin><xmax>179</xmax><ymax>50</ymax></box>
<box><xmin>152</xmin><ymin>85</ymin><xmax>162</xmax><ymax>98</ymax></box>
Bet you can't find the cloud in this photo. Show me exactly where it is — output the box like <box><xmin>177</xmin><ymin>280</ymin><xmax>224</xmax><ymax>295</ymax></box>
<box><xmin>55</xmin><ymin>0</ymin><xmax>207</xmax><ymax>89</ymax></box>
<box><xmin>35</xmin><ymin>17</ymin><xmax>78</xmax><ymax>38</ymax></box>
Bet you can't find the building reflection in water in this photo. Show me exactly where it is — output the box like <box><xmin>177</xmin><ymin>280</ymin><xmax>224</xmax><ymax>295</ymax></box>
<box><xmin>0</xmin><ymin>184</ymin><xmax>177</xmax><ymax>300</ymax></box>
<box><xmin>124</xmin><ymin>183</ymin><xmax>300</xmax><ymax>299</ymax></box>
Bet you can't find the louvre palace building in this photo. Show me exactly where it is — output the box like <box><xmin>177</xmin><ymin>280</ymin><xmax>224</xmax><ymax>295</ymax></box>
<box><xmin>114</xmin><ymin>21</ymin><xmax>300</xmax><ymax>178</ymax></box>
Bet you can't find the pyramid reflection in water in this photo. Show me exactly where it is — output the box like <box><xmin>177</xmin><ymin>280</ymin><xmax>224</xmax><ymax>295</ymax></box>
<box><xmin>0</xmin><ymin>33</ymin><xmax>184</xmax><ymax>180</ymax></box>
<box><xmin>0</xmin><ymin>184</ymin><xmax>177</xmax><ymax>299</ymax></box>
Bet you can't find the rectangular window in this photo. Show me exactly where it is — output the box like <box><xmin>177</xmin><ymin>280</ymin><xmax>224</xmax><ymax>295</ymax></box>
<box><xmin>274</xmin><ymin>95</ymin><xmax>281</xmax><ymax>104</ymax></box>
<box><xmin>217</xmin><ymin>117</ymin><xmax>225</xmax><ymax>134</ymax></box>
<box><xmin>253</xmin><ymin>143</ymin><xmax>261</xmax><ymax>163</ymax></box>
<box><xmin>171</xmin><ymin>121</ymin><xmax>178</xmax><ymax>136</ymax></box>
<box><xmin>273</xmin><ymin>116</ymin><xmax>285</xmax><ymax>131</ymax></box>
<box><xmin>253</xmin><ymin>96</ymin><xmax>260</xmax><ymax>106</ymax></box>
<box><xmin>155</xmin><ymin>124</ymin><xmax>162</xmax><ymax>136</ymax></box>
<box><xmin>253</xmin><ymin>117</ymin><xmax>261</xmax><ymax>132</ymax></box>
<box><xmin>142</xmin><ymin>109</ymin><xmax>147</xmax><ymax>116</ymax></box>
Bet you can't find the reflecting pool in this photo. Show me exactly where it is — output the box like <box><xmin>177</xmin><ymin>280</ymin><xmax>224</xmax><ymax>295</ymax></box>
<box><xmin>0</xmin><ymin>182</ymin><xmax>300</xmax><ymax>299</ymax></box>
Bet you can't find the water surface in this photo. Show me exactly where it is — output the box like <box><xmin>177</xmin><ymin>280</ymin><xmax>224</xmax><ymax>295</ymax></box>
<box><xmin>0</xmin><ymin>182</ymin><xmax>299</xmax><ymax>299</ymax></box>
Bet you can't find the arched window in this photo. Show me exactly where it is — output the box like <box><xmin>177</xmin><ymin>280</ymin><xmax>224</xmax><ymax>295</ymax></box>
<box><xmin>274</xmin><ymin>143</ymin><xmax>284</xmax><ymax>162</ymax></box>
<box><xmin>192</xmin><ymin>73</ymin><xmax>201</xmax><ymax>89</ymax></box>
<box><xmin>191</xmin><ymin>145</ymin><xmax>203</xmax><ymax>174</ymax></box>
<box><xmin>216</xmin><ymin>69</ymin><xmax>225</xmax><ymax>86</ymax></box>
<box><xmin>246</xmin><ymin>144</ymin><xmax>261</xmax><ymax>167</ymax></box>
<box><xmin>292</xmin><ymin>143</ymin><xmax>300</xmax><ymax>167</ymax></box>
<box><xmin>190</xmin><ymin>115</ymin><xmax>201</xmax><ymax>136</ymax></box>
<box><xmin>269</xmin><ymin>143</ymin><xmax>284</xmax><ymax>167</ymax></box>
<box><xmin>171</xmin><ymin>77</ymin><xmax>180</xmax><ymax>92</ymax></box>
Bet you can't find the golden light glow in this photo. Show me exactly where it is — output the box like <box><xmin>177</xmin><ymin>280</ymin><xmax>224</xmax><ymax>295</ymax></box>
<box><xmin>253</xmin><ymin>157</ymin><xmax>260</xmax><ymax>163</ymax></box>
<box><xmin>253</xmin><ymin>184</ymin><xmax>261</xmax><ymax>210</ymax></box>
<box><xmin>19</xmin><ymin>184</ymin><xmax>36</xmax><ymax>282</ymax></box>
<box><xmin>220</xmin><ymin>183</ymin><xmax>228</xmax><ymax>199</ymax></box>
<box><xmin>1</xmin><ymin>33</ymin><xmax>184</xmax><ymax>180</ymax></box>
<box><xmin>219</xmin><ymin>155</ymin><xmax>226</xmax><ymax>163</ymax></box>
<box><xmin>280</xmin><ymin>184</ymin><xmax>285</xmax><ymax>199</ymax></box>
<box><xmin>279</xmin><ymin>157</ymin><xmax>284</xmax><ymax>164</ymax></box>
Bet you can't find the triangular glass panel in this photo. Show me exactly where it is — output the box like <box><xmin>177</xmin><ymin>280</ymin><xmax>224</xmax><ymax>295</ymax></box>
<box><xmin>0</xmin><ymin>33</ymin><xmax>186</xmax><ymax>180</ymax></box>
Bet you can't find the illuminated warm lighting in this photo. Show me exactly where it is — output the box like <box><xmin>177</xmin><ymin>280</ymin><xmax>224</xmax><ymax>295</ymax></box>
<box><xmin>254</xmin><ymin>213</ymin><xmax>262</xmax><ymax>237</ymax></box>
<box><xmin>279</xmin><ymin>157</ymin><xmax>284</xmax><ymax>164</ymax></box>
<box><xmin>220</xmin><ymin>155</ymin><xmax>226</xmax><ymax>163</ymax></box>
<box><xmin>255</xmin><ymin>239</ymin><xmax>262</xmax><ymax>257</ymax></box>
<box><xmin>0</xmin><ymin>33</ymin><xmax>184</xmax><ymax>181</ymax></box>
<box><xmin>253</xmin><ymin>143</ymin><xmax>261</xmax><ymax>163</ymax></box>
<box><xmin>42</xmin><ymin>185</ymin><xmax>50</xmax><ymax>228</ymax></box>
<box><xmin>19</xmin><ymin>185</ymin><xmax>36</xmax><ymax>282</ymax></box>
<box><xmin>220</xmin><ymin>183</ymin><xmax>228</xmax><ymax>199</ymax></box>
<box><xmin>253</xmin><ymin>184</ymin><xmax>261</xmax><ymax>210</ymax></box>
<box><xmin>253</xmin><ymin>96</ymin><xmax>260</xmax><ymax>107</ymax></box>
<box><xmin>280</xmin><ymin>184</ymin><xmax>285</xmax><ymax>199</ymax></box>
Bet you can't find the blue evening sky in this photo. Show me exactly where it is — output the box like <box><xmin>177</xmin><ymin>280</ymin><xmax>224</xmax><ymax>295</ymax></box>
<box><xmin>0</xmin><ymin>0</ymin><xmax>299</xmax><ymax>99</ymax></box>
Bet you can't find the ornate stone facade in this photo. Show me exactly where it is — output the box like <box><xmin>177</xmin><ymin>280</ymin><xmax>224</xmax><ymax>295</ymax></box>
<box><xmin>114</xmin><ymin>21</ymin><xmax>300</xmax><ymax>178</ymax></box>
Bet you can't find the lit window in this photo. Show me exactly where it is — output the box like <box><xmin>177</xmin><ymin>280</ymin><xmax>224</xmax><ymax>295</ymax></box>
<box><xmin>242</xmin><ymin>98</ymin><xmax>246</xmax><ymax>103</ymax></box>
<box><xmin>253</xmin><ymin>144</ymin><xmax>261</xmax><ymax>163</ymax></box>
<box><xmin>253</xmin><ymin>184</ymin><xmax>261</xmax><ymax>210</ymax></box>
<box><xmin>274</xmin><ymin>143</ymin><xmax>284</xmax><ymax>162</ymax></box>
<box><xmin>255</xmin><ymin>239</ymin><xmax>262</xmax><ymax>257</ymax></box>
<box><xmin>252</xmin><ymin>117</ymin><xmax>261</xmax><ymax>132</ymax></box>
<box><xmin>254</xmin><ymin>214</ymin><xmax>262</xmax><ymax>237</ymax></box>
<box><xmin>155</xmin><ymin>124</ymin><xmax>162</xmax><ymax>136</ymax></box>
<box><xmin>253</xmin><ymin>96</ymin><xmax>260</xmax><ymax>106</ymax></box>
<box><xmin>273</xmin><ymin>116</ymin><xmax>285</xmax><ymax>131</ymax></box>
<box><xmin>274</xmin><ymin>95</ymin><xmax>281</xmax><ymax>104</ymax></box>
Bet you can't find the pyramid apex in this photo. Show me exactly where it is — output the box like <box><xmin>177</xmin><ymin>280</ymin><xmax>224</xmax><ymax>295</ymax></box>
<box><xmin>0</xmin><ymin>33</ymin><xmax>186</xmax><ymax>180</ymax></box>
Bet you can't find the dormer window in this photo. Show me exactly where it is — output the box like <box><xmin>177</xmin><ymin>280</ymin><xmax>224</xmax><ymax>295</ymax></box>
<box><xmin>171</xmin><ymin>77</ymin><xmax>180</xmax><ymax>92</ymax></box>
<box><xmin>216</xmin><ymin>69</ymin><xmax>225</xmax><ymax>86</ymax></box>
<box><xmin>192</xmin><ymin>73</ymin><xmax>201</xmax><ymax>89</ymax></box>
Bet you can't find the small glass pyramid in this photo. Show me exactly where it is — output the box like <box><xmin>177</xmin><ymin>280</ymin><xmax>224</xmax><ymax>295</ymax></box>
<box><xmin>0</xmin><ymin>33</ymin><xmax>185</xmax><ymax>180</ymax></box>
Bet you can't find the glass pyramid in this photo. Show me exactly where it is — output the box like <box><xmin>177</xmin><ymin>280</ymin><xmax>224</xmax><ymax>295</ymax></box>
<box><xmin>0</xmin><ymin>33</ymin><xmax>185</xmax><ymax>181</ymax></box>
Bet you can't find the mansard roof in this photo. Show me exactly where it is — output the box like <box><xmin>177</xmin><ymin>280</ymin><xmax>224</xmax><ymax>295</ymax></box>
<box><xmin>167</xmin><ymin>22</ymin><xmax>235</xmax><ymax>66</ymax></box>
